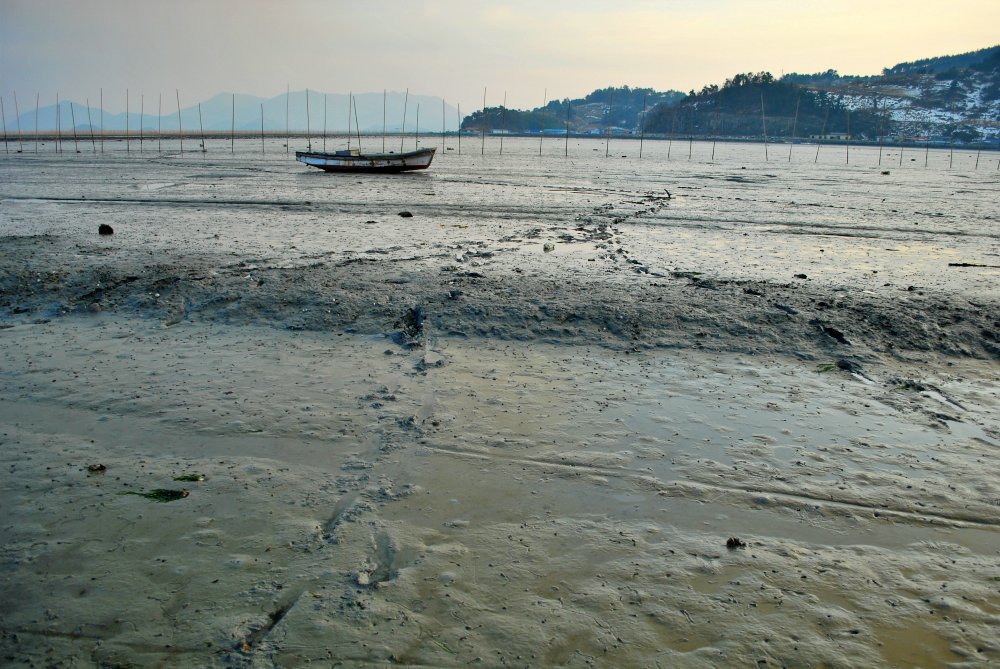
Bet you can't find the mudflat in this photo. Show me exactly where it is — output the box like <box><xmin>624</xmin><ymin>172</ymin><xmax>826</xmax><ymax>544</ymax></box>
<box><xmin>1</xmin><ymin>138</ymin><xmax>998</xmax><ymax>667</ymax></box>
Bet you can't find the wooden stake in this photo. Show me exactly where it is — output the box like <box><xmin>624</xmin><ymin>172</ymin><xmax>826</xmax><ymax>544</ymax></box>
<box><xmin>638</xmin><ymin>91</ymin><xmax>647</xmax><ymax>159</ymax></box>
<box><xmin>711</xmin><ymin>91</ymin><xmax>721</xmax><ymax>161</ymax></box>
<box><xmin>789</xmin><ymin>91</ymin><xmax>801</xmax><ymax>162</ymax></box>
<box><xmin>877</xmin><ymin>98</ymin><xmax>885</xmax><ymax>166</ymax></box>
<box><xmin>126</xmin><ymin>88</ymin><xmax>130</xmax><ymax>153</ymax></box>
<box><xmin>605</xmin><ymin>90</ymin><xmax>613</xmax><ymax>158</ymax></box>
<box><xmin>442</xmin><ymin>98</ymin><xmax>445</xmax><ymax>154</ymax></box>
<box><xmin>353</xmin><ymin>94</ymin><xmax>362</xmax><ymax>149</ymax></box>
<box><xmin>481</xmin><ymin>87</ymin><xmax>486</xmax><ymax>156</ymax></box>
<box><xmin>260</xmin><ymin>103</ymin><xmax>265</xmax><ymax>154</ymax></box>
<box><xmin>306</xmin><ymin>88</ymin><xmax>311</xmax><ymax>151</ymax></box>
<box><xmin>140</xmin><ymin>94</ymin><xmax>144</xmax><ymax>152</ymax></box>
<box><xmin>34</xmin><ymin>93</ymin><xmax>39</xmax><ymax>153</ymax></box>
<box><xmin>564</xmin><ymin>100</ymin><xmax>570</xmax><ymax>157</ymax></box>
<box><xmin>381</xmin><ymin>89</ymin><xmax>385</xmax><ymax>153</ymax></box>
<box><xmin>56</xmin><ymin>92</ymin><xmax>60</xmax><ymax>153</ymax></box>
<box><xmin>13</xmin><ymin>91</ymin><xmax>23</xmax><ymax>152</ymax></box>
<box><xmin>324</xmin><ymin>93</ymin><xmax>328</xmax><ymax>152</ymax></box>
<box><xmin>668</xmin><ymin>105</ymin><xmax>677</xmax><ymax>160</ymax></box>
<box><xmin>948</xmin><ymin>102</ymin><xmax>955</xmax><ymax>169</ymax></box>
<box><xmin>400</xmin><ymin>88</ymin><xmax>408</xmax><ymax>153</ymax></box>
<box><xmin>924</xmin><ymin>123</ymin><xmax>929</xmax><ymax>168</ymax></box>
<box><xmin>285</xmin><ymin>84</ymin><xmax>289</xmax><ymax>155</ymax></box>
<box><xmin>86</xmin><ymin>97</ymin><xmax>96</xmax><ymax>151</ymax></box>
<box><xmin>70</xmin><ymin>101</ymin><xmax>79</xmax><ymax>152</ymax></box>
<box><xmin>499</xmin><ymin>91</ymin><xmax>506</xmax><ymax>155</ymax></box>
<box><xmin>231</xmin><ymin>93</ymin><xmax>235</xmax><ymax>154</ymax></box>
<box><xmin>815</xmin><ymin>106</ymin><xmax>829</xmax><ymax>163</ymax></box>
<box><xmin>845</xmin><ymin>109</ymin><xmax>851</xmax><ymax>165</ymax></box>
<box><xmin>539</xmin><ymin>88</ymin><xmax>547</xmax><ymax>156</ymax></box>
<box><xmin>198</xmin><ymin>102</ymin><xmax>206</xmax><ymax>152</ymax></box>
<box><xmin>899</xmin><ymin>109</ymin><xmax>907</xmax><ymax>167</ymax></box>
<box><xmin>158</xmin><ymin>93</ymin><xmax>162</xmax><ymax>152</ymax></box>
<box><xmin>688</xmin><ymin>105</ymin><xmax>693</xmax><ymax>160</ymax></box>
<box><xmin>457</xmin><ymin>103</ymin><xmax>462</xmax><ymax>155</ymax></box>
<box><xmin>760</xmin><ymin>92</ymin><xmax>768</xmax><ymax>161</ymax></box>
<box><xmin>1</xmin><ymin>97</ymin><xmax>7</xmax><ymax>154</ymax></box>
<box><xmin>99</xmin><ymin>88</ymin><xmax>103</xmax><ymax>153</ymax></box>
<box><xmin>176</xmin><ymin>90</ymin><xmax>183</xmax><ymax>154</ymax></box>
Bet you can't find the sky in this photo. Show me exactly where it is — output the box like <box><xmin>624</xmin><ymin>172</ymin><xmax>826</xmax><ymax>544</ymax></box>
<box><xmin>2</xmin><ymin>0</ymin><xmax>998</xmax><ymax>113</ymax></box>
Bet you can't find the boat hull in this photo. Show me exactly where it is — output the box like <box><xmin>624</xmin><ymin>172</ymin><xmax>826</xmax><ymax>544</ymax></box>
<box><xmin>295</xmin><ymin>148</ymin><xmax>436</xmax><ymax>173</ymax></box>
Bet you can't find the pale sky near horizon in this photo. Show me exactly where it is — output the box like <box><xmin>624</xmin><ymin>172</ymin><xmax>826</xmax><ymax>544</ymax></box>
<box><xmin>1</xmin><ymin>0</ymin><xmax>997</xmax><ymax>113</ymax></box>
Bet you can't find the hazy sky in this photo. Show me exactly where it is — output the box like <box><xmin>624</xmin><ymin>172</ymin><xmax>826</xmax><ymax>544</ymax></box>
<box><xmin>2</xmin><ymin>0</ymin><xmax>997</xmax><ymax>113</ymax></box>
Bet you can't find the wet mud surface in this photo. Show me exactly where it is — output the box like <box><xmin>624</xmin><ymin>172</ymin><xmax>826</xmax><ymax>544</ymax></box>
<box><xmin>1</xmin><ymin>140</ymin><xmax>998</xmax><ymax>667</ymax></box>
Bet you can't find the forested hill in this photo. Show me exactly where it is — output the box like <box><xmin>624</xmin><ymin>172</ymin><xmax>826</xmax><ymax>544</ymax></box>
<box><xmin>460</xmin><ymin>86</ymin><xmax>684</xmax><ymax>134</ymax></box>
<box><xmin>460</xmin><ymin>45</ymin><xmax>999</xmax><ymax>143</ymax></box>
<box><xmin>643</xmin><ymin>45</ymin><xmax>999</xmax><ymax>142</ymax></box>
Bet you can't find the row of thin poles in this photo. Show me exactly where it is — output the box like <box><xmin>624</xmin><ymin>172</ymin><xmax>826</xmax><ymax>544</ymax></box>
<box><xmin>1</xmin><ymin>88</ymin><xmax>995</xmax><ymax>169</ymax></box>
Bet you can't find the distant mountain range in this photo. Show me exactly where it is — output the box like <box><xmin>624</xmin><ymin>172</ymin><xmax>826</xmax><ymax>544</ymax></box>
<box><xmin>4</xmin><ymin>90</ymin><xmax>460</xmax><ymax>134</ymax></box>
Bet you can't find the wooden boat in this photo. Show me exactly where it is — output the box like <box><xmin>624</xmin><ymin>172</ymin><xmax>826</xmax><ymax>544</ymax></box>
<box><xmin>295</xmin><ymin>147</ymin><xmax>436</xmax><ymax>173</ymax></box>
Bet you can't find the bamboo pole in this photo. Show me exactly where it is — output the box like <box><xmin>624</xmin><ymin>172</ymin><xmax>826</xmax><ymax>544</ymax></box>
<box><xmin>688</xmin><ymin>105</ymin><xmax>693</xmax><ymax>161</ymax></box>
<box><xmin>353</xmin><ymin>94</ymin><xmax>362</xmax><ymax>149</ymax></box>
<box><xmin>814</xmin><ymin>106</ymin><xmax>829</xmax><ymax>163</ymax></box>
<box><xmin>381</xmin><ymin>89</ymin><xmax>386</xmax><ymax>153</ymax></box>
<box><xmin>126</xmin><ymin>88</ymin><xmax>130</xmax><ymax>153</ymax></box>
<box><xmin>70</xmin><ymin>101</ymin><xmax>79</xmax><ymax>152</ymax></box>
<box><xmin>924</xmin><ymin>123</ymin><xmax>929</xmax><ymax>168</ymax></box>
<box><xmin>499</xmin><ymin>91</ymin><xmax>506</xmax><ymax>156</ymax></box>
<box><xmin>1</xmin><ymin>97</ymin><xmax>7</xmax><ymax>154</ymax></box>
<box><xmin>442</xmin><ymin>98</ymin><xmax>445</xmax><ymax>154</ymax></box>
<box><xmin>139</xmin><ymin>94</ymin><xmax>144</xmax><ymax>152</ymax></box>
<box><xmin>760</xmin><ymin>92</ymin><xmax>768</xmax><ymax>161</ymax></box>
<box><xmin>306</xmin><ymin>88</ymin><xmax>311</xmax><ymax>151</ymax></box>
<box><xmin>69</xmin><ymin>101</ymin><xmax>80</xmax><ymax>152</ymax></box>
<box><xmin>285</xmin><ymin>84</ymin><xmax>289</xmax><ymax>155</ymax></box>
<box><xmin>877</xmin><ymin>99</ymin><xmax>885</xmax><ymax>166</ymax></box>
<box><xmin>400</xmin><ymin>88</ymin><xmax>408</xmax><ymax>153</ymax></box>
<box><xmin>711</xmin><ymin>91</ymin><xmax>721</xmax><ymax>161</ymax></box>
<box><xmin>176</xmin><ymin>90</ymin><xmax>183</xmax><ymax>154</ymax></box>
<box><xmin>668</xmin><ymin>105</ymin><xmax>677</xmax><ymax>160</ymax></box>
<box><xmin>564</xmin><ymin>100</ymin><xmax>570</xmax><ymax>157</ymax></box>
<box><xmin>231</xmin><ymin>93</ymin><xmax>235</xmax><ymax>154</ymax></box>
<box><xmin>99</xmin><ymin>88</ymin><xmax>103</xmax><ymax>153</ymax></box>
<box><xmin>845</xmin><ymin>109</ymin><xmax>851</xmax><ymax>165</ymax></box>
<box><xmin>34</xmin><ymin>93</ymin><xmax>39</xmax><ymax>153</ymax></box>
<box><xmin>605</xmin><ymin>90</ymin><xmax>613</xmax><ymax>158</ymax></box>
<box><xmin>789</xmin><ymin>91</ymin><xmax>801</xmax><ymax>162</ymax></box>
<box><xmin>158</xmin><ymin>93</ymin><xmax>162</xmax><ymax>152</ymax></box>
<box><xmin>638</xmin><ymin>91</ymin><xmax>647</xmax><ymax>159</ymax></box>
<box><xmin>415</xmin><ymin>103</ymin><xmax>420</xmax><ymax>150</ymax></box>
<box><xmin>324</xmin><ymin>93</ymin><xmax>328</xmax><ymax>152</ymax></box>
<box><xmin>539</xmin><ymin>88</ymin><xmax>547</xmax><ymax>156</ymax></box>
<box><xmin>56</xmin><ymin>93</ymin><xmax>60</xmax><ymax>153</ymax></box>
<box><xmin>86</xmin><ymin>98</ymin><xmax>96</xmax><ymax>151</ymax></box>
<box><xmin>899</xmin><ymin>109</ymin><xmax>907</xmax><ymax>166</ymax></box>
<box><xmin>13</xmin><ymin>91</ymin><xmax>23</xmax><ymax>152</ymax></box>
<box><xmin>260</xmin><ymin>103</ymin><xmax>265</xmax><ymax>154</ymax></box>
<box><xmin>948</xmin><ymin>102</ymin><xmax>955</xmax><ymax>169</ymax></box>
<box><xmin>198</xmin><ymin>102</ymin><xmax>206</xmax><ymax>152</ymax></box>
<box><xmin>481</xmin><ymin>87</ymin><xmax>486</xmax><ymax>156</ymax></box>
<box><xmin>457</xmin><ymin>103</ymin><xmax>462</xmax><ymax>155</ymax></box>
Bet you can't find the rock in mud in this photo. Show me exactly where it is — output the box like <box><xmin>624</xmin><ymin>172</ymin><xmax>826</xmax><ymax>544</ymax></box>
<box><xmin>98</xmin><ymin>224</ymin><xmax>114</xmax><ymax>235</ymax></box>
